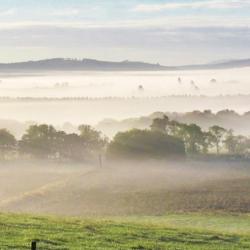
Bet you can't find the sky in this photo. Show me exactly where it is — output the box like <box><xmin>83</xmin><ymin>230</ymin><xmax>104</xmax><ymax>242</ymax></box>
<box><xmin>0</xmin><ymin>0</ymin><xmax>250</xmax><ymax>65</ymax></box>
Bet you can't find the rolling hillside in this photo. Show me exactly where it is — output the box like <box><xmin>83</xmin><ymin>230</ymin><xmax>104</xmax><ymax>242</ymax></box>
<box><xmin>1</xmin><ymin>58</ymin><xmax>250</xmax><ymax>71</ymax></box>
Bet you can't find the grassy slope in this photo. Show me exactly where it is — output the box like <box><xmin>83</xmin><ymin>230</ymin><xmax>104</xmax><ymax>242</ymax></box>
<box><xmin>0</xmin><ymin>213</ymin><xmax>250</xmax><ymax>249</ymax></box>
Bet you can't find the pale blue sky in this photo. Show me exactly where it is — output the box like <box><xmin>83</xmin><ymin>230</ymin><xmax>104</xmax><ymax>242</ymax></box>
<box><xmin>0</xmin><ymin>0</ymin><xmax>250</xmax><ymax>64</ymax></box>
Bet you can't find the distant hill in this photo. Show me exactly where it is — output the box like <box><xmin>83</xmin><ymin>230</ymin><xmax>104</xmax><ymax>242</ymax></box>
<box><xmin>0</xmin><ymin>58</ymin><xmax>173</xmax><ymax>71</ymax></box>
<box><xmin>0</xmin><ymin>58</ymin><xmax>250</xmax><ymax>71</ymax></box>
<box><xmin>177</xmin><ymin>58</ymin><xmax>250</xmax><ymax>70</ymax></box>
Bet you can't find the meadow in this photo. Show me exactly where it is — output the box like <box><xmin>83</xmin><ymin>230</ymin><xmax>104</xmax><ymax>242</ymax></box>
<box><xmin>1</xmin><ymin>212</ymin><xmax>250</xmax><ymax>249</ymax></box>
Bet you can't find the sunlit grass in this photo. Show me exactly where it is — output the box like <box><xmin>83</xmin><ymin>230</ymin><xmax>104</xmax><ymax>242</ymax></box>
<box><xmin>0</xmin><ymin>213</ymin><xmax>250</xmax><ymax>249</ymax></box>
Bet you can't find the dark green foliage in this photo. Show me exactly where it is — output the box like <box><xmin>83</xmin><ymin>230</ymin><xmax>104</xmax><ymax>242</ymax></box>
<box><xmin>78</xmin><ymin>124</ymin><xmax>108</xmax><ymax>153</ymax></box>
<box><xmin>19</xmin><ymin>124</ymin><xmax>58</xmax><ymax>158</ymax></box>
<box><xmin>2</xmin><ymin>115</ymin><xmax>250</xmax><ymax>161</ymax></box>
<box><xmin>150</xmin><ymin>115</ymin><xmax>169</xmax><ymax>133</ymax></box>
<box><xmin>19</xmin><ymin>124</ymin><xmax>107</xmax><ymax>161</ymax></box>
<box><xmin>209</xmin><ymin>125</ymin><xmax>227</xmax><ymax>154</ymax></box>
<box><xmin>223</xmin><ymin>130</ymin><xmax>250</xmax><ymax>155</ymax></box>
<box><xmin>0</xmin><ymin>129</ymin><xmax>16</xmax><ymax>147</ymax></box>
<box><xmin>179</xmin><ymin>124</ymin><xmax>213</xmax><ymax>155</ymax></box>
<box><xmin>149</xmin><ymin>115</ymin><xmax>250</xmax><ymax>156</ymax></box>
<box><xmin>150</xmin><ymin>116</ymin><xmax>211</xmax><ymax>155</ymax></box>
<box><xmin>55</xmin><ymin>131</ymin><xmax>87</xmax><ymax>161</ymax></box>
<box><xmin>107</xmin><ymin>129</ymin><xmax>185</xmax><ymax>160</ymax></box>
<box><xmin>0</xmin><ymin>129</ymin><xmax>16</xmax><ymax>159</ymax></box>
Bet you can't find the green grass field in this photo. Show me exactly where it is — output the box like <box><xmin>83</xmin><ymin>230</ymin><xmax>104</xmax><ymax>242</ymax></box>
<box><xmin>1</xmin><ymin>213</ymin><xmax>250</xmax><ymax>249</ymax></box>
<box><xmin>1</xmin><ymin>162</ymin><xmax>250</xmax><ymax>249</ymax></box>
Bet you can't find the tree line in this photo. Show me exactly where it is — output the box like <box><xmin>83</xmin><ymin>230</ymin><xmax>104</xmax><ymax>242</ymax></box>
<box><xmin>0</xmin><ymin>116</ymin><xmax>249</xmax><ymax>162</ymax></box>
<box><xmin>150</xmin><ymin>115</ymin><xmax>250</xmax><ymax>156</ymax></box>
<box><xmin>0</xmin><ymin>124</ymin><xmax>108</xmax><ymax>161</ymax></box>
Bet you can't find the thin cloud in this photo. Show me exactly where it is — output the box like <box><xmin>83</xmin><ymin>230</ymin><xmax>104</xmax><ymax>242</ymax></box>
<box><xmin>133</xmin><ymin>0</ymin><xmax>250</xmax><ymax>12</ymax></box>
<box><xmin>0</xmin><ymin>15</ymin><xmax>249</xmax><ymax>30</ymax></box>
<box><xmin>0</xmin><ymin>9</ymin><xmax>16</xmax><ymax>16</ymax></box>
<box><xmin>51</xmin><ymin>9</ymin><xmax>80</xmax><ymax>17</ymax></box>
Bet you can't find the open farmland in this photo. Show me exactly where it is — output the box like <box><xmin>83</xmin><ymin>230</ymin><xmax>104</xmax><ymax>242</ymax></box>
<box><xmin>1</xmin><ymin>160</ymin><xmax>250</xmax><ymax>216</ymax></box>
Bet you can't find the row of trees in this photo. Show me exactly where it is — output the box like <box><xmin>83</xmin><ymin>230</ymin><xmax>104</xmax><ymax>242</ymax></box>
<box><xmin>0</xmin><ymin>116</ymin><xmax>250</xmax><ymax>162</ymax></box>
<box><xmin>0</xmin><ymin>125</ymin><xmax>108</xmax><ymax>161</ymax></box>
<box><xmin>150</xmin><ymin>115</ymin><xmax>250</xmax><ymax>156</ymax></box>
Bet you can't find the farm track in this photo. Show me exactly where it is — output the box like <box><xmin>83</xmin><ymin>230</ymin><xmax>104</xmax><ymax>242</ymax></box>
<box><xmin>1</xmin><ymin>163</ymin><xmax>250</xmax><ymax>215</ymax></box>
<box><xmin>0</xmin><ymin>167</ymin><xmax>99</xmax><ymax>209</ymax></box>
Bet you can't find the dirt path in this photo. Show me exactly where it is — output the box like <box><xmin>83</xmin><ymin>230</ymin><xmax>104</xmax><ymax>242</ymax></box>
<box><xmin>0</xmin><ymin>166</ymin><xmax>99</xmax><ymax>211</ymax></box>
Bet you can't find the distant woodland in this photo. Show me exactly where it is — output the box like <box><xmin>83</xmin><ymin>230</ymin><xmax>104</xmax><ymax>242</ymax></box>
<box><xmin>1</xmin><ymin>113</ymin><xmax>250</xmax><ymax>162</ymax></box>
<box><xmin>97</xmin><ymin>109</ymin><xmax>250</xmax><ymax>137</ymax></box>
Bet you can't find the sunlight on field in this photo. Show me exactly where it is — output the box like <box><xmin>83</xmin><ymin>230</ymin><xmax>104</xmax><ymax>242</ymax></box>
<box><xmin>1</xmin><ymin>161</ymin><xmax>250</xmax><ymax>216</ymax></box>
<box><xmin>0</xmin><ymin>213</ymin><xmax>250</xmax><ymax>250</ymax></box>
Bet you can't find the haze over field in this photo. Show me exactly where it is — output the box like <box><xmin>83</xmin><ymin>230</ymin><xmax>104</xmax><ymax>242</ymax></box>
<box><xmin>1</xmin><ymin>160</ymin><xmax>250</xmax><ymax>216</ymax></box>
<box><xmin>1</xmin><ymin>1</ymin><xmax>250</xmax><ymax>249</ymax></box>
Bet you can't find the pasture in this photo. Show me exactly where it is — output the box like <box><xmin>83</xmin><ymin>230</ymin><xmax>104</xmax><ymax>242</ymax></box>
<box><xmin>0</xmin><ymin>213</ymin><xmax>250</xmax><ymax>249</ymax></box>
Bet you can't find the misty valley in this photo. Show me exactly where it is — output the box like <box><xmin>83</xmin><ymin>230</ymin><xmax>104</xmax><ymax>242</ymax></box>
<box><xmin>0</xmin><ymin>67</ymin><xmax>250</xmax><ymax>249</ymax></box>
<box><xmin>0</xmin><ymin>95</ymin><xmax>250</xmax><ymax>216</ymax></box>
<box><xmin>2</xmin><ymin>0</ymin><xmax>250</xmax><ymax>248</ymax></box>
<box><xmin>0</xmin><ymin>67</ymin><xmax>249</xmax><ymax>98</ymax></box>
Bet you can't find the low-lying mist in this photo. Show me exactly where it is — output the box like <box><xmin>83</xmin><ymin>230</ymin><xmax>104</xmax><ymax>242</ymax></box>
<box><xmin>0</xmin><ymin>159</ymin><xmax>249</xmax><ymax>216</ymax></box>
<box><xmin>0</xmin><ymin>68</ymin><xmax>250</xmax><ymax>217</ymax></box>
<box><xmin>0</xmin><ymin>68</ymin><xmax>250</xmax><ymax>97</ymax></box>
<box><xmin>0</xmin><ymin>68</ymin><xmax>250</xmax><ymax>126</ymax></box>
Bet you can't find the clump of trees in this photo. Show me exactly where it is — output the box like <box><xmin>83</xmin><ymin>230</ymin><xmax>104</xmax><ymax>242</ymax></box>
<box><xmin>107</xmin><ymin>129</ymin><xmax>185</xmax><ymax>160</ymax></box>
<box><xmin>106</xmin><ymin>114</ymin><xmax>250</xmax><ymax>160</ymax></box>
<box><xmin>149</xmin><ymin>115</ymin><xmax>250</xmax><ymax>156</ymax></box>
<box><xmin>0</xmin><ymin>124</ymin><xmax>108</xmax><ymax>162</ymax></box>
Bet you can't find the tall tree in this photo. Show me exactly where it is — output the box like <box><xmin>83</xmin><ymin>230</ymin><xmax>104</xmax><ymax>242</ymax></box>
<box><xmin>209</xmin><ymin>125</ymin><xmax>227</xmax><ymax>154</ymax></box>
<box><xmin>224</xmin><ymin>130</ymin><xmax>237</xmax><ymax>154</ymax></box>
<box><xmin>0</xmin><ymin>129</ymin><xmax>16</xmax><ymax>159</ymax></box>
<box><xmin>56</xmin><ymin>132</ymin><xmax>86</xmax><ymax>161</ymax></box>
<box><xmin>201</xmin><ymin>131</ymin><xmax>214</xmax><ymax>154</ymax></box>
<box><xmin>180</xmin><ymin>123</ymin><xmax>204</xmax><ymax>154</ymax></box>
<box><xmin>150</xmin><ymin>115</ymin><xmax>169</xmax><ymax>133</ymax></box>
<box><xmin>19</xmin><ymin>124</ymin><xmax>58</xmax><ymax>158</ymax></box>
<box><xmin>78</xmin><ymin>125</ymin><xmax>108</xmax><ymax>154</ymax></box>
